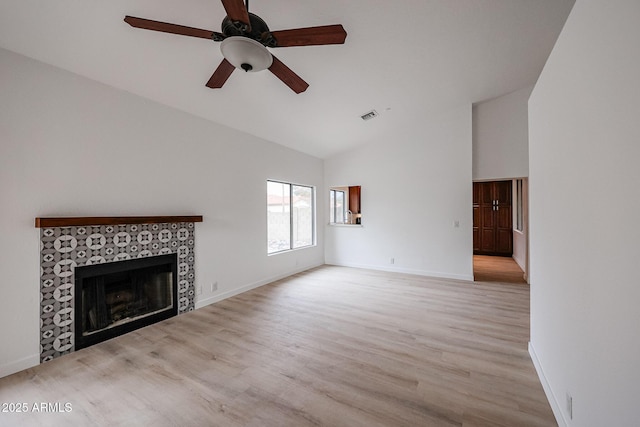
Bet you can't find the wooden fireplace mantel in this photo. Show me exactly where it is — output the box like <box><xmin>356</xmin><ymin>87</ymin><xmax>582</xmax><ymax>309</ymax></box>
<box><xmin>35</xmin><ymin>216</ymin><xmax>203</xmax><ymax>228</ymax></box>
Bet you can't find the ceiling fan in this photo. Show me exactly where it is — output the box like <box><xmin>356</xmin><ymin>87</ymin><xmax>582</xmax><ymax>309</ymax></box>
<box><xmin>124</xmin><ymin>0</ymin><xmax>347</xmax><ymax>94</ymax></box>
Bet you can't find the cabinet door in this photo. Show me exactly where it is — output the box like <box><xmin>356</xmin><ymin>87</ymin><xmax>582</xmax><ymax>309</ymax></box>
<box><xmin>480</xmin><ymin>203</ymin><xmax>496</xmax><ymax>252</ymax></box>
<box><xmin>495</xmin><ymin>181</ymin><xmax>511</xmax><ymax>205</ymax></box>
<box><xmin>479</xmin><ymin>182</ymin><xmax>496</xmax><ymax>252</ymax></box>
<box><xmin>349</xmin><ymin>186</ymin><xmax>361</xmax><ymax>214</ymax></box>
<box><xmin>494</xmin><ymin>181</ymin><xmax>512</xmax><ymax>254</ymax></box>
<box><xmin>480</xmin><ymin>182</ymin><xmax>494</xmax><ymax>206</ymax></box>
<box><xmin>473</xmin><ymin>182</ymin><xmax>483</xmax><ymax>252</ymax></box>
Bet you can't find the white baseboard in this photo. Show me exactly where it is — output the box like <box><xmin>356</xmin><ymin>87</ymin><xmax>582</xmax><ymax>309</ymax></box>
<box><xmin>529</xmin><ymin>342</ymin><xmax>567</xmax><ymax>427</ymax></box>
<box><xmin>0</xmin><ymin>353</ymin><xmax>39</xmax><ymax>379</ymax></box>
<box><xmin>324</xmin><ymin>260</ymin><xmax>474</xmax><ymax>282</ymax></box>
<box><xmin>195</xmin><ymin>263</ymin><xmax>324</xmax><ymax>309</ymax></box>
<box><xmin>512</xmin><ymin>255</ymin><xmax>529</xmax><ymax>283</ymax></box>
<box><xmin>512</xmin><ymin>253</ymin><xmax>526</xmax><ymax>272</ymax></box>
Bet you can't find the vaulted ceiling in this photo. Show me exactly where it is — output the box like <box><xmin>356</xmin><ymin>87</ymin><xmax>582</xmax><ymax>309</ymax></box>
<box><xmin>0</xmin><ymin>0</ymin><xmax>574</xmax><ymax>158</ymax></box>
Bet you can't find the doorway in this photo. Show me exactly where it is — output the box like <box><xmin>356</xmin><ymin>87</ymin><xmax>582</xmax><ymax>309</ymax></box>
<box><xmin>473</xmin><ymin>180</ymin><xmax>513</xmax><ymax>256</ymax></box>
<box><xmin>472</xmin><ymin>179</ymin><xmax>529</xmax><ymax>283</ymax></box>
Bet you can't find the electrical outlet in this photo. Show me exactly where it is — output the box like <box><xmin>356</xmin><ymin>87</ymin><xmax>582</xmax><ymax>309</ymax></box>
<box><xmin>390</xmin><ymin>258</ymin><xmax>395</xmax><ymax>265</ymax></box>
<box><xmin>196</xmin><ymin>285</ymin><xmax>202</xmax><ymax>296</ymax></box>
<box><xmin>566</xmin><ymin>393</ymin><xmax>573</xmax><ymax>420</ymax></box>
<box><xmin>454</xmin><ymin>220</ymin><xmax>460</xmax><ymax>228</ymax></box>
<box><xmin>211</xmin><ymin>281</ymin><xmax>218</xmax><ymax>292</ymax></box>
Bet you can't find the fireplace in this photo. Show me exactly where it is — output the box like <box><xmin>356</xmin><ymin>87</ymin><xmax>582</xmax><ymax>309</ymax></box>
<box><xmin>74</xmin><ymin>254</ymin><xmax>178</xmax><ymax>350</ymax></box>
<box><xmin>37</xmin><ymin>216</ymin><xmax>202</xmax><ymax>362</ymax></box>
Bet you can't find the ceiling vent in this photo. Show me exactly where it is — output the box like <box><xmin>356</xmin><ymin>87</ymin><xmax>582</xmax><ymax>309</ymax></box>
<box><xmin>360</xmin><ymin>110</ymin><xmax>378</xmax><ymax>121</ymax></box>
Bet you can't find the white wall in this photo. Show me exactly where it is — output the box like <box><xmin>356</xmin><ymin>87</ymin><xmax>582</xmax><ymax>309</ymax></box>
<box><xmin>324</xmin><ymin>104</ymin><xmax>473</xmax><ymax>281</ymax></box>
<box><xmin>473</xmin><ymin>85</ymin><xmax>531</xmax><ymax>278</ymax></box>
<box><xmin>528</xmin><ymin>1</ymin><xmax>640</xmax><ymax>426</ymax></box>
<box><xmin>473</xmin><ymin>85</ymin><xmax>531</xmax><ymax>181</ymax></box>
<box><xmin>0</xmin><ymin>48</ymin><xmax>324</xmax><ymax>377</ymax></box>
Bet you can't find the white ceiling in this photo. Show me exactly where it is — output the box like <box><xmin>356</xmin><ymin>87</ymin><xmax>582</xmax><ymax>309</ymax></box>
<box><xmin>0</xmin><ymin>0</ymin><xmax>574</xmax><ymax>158</ymax></box>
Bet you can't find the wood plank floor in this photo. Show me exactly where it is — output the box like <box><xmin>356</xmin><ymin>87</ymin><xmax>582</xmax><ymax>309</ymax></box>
<box><xmin>0</xmin><ymin>266</ymin><xmax>555</xmax><ymax>427</ymax></box>
<box><xmin>474</xmin><ymin>255</ymin><xmax>527</xmax><ymax>284</ymax></box>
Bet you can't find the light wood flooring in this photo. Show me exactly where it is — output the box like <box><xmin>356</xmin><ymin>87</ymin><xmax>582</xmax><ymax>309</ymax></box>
<box><xmin>0</xmin><ymin>266</ymin><xmax>554</xmax><ymax>426</ymax></box>
<box><xmin>473</xmin><ymin>255</ymin><xmax>527</xmax><ymax>285</ymax></box>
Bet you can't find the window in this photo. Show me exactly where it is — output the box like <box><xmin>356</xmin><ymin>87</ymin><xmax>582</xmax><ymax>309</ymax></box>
<box><xmin>329</xmin><ymin>186</ymin><xmax>362</xmax><ymax>225</ymax></box>
<box><xmin>267</xmin><ymin>180</ymin><xmax>315</xmax><ymax>254</ymax></box>
<box><xmin>516</xmin><ymin>179</ymin><xmax>524</xmax><ymax>232</ymax></box>
<box><xmin>329</xmin><ymin>189</ymin><xmax>346</xmax><ymax>224</ymax></box>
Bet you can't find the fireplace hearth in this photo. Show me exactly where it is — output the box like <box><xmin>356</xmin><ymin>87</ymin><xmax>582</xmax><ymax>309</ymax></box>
<box><xmin>75</xmin><ymin>254</ymin><xmax>178</xmax><ymax>350</ymax></box>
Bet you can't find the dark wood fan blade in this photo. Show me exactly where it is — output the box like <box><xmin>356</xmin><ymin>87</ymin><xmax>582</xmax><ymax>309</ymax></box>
<box><xmin>206</xmin><ymin>59</ymin><xmax>235</xmax><ymax>88</ymax></box>
<box><xmin>220</xmin><ymin>0</ymin><xmax>251</xmax><ymax>29</ymax></box>
<box><xmin>124</xmin><ymin>16</ymin><xmax>219</xmax><ymax>40</ymax></box>
<box><xmin>271</xmin><ymin>25</ymin><xmax>347</xmax><ymax>47</ymax></box>
<box><xmin>268</xmin><ymin>56</ymin><xmax>309</xmax><ymax>94</ymax></box>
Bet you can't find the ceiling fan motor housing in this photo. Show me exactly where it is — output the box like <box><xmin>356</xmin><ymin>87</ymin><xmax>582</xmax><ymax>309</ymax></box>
<box><xmin>222</xmin><ymin>12</ymin><xmax>276</xmax><ymax>47</ymax></box>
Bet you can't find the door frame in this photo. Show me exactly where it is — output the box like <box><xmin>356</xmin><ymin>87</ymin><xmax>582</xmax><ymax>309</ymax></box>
<box><xmin>472</xmin><ymin>178</ymin><xmax>529</xmax><ymax>282</ymax></box>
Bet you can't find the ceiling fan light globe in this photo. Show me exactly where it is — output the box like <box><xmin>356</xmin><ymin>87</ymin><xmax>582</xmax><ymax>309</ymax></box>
<box><xmin>220</xmin><ymin>36</ymin><xmax>272</xmax><ymax>72</ymax></box>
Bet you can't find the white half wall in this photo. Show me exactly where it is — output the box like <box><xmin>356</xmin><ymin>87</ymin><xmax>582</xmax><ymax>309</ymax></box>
<box><xmin>0</xmin><ymin>48</ymin><xmax>324</xmax><ymax>378</ymax></box>
<box><xmin>324</xmin><ymin>104</ymin><xmax>473</xmax><ymax>281</ymax></box>
<box><xmin>473</xmin><ymin>85</ymin><xmax>531</xmax><ymax>181</ymax></box>
<box><xmin>528</xmin><ymin>1</ymin><xmax>640</xmax><ymax>426</ymax></box>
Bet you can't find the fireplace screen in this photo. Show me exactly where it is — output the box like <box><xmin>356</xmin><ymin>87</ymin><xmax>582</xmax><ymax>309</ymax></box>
<box><xmin>74</xmin><ymin>254</ymin><xmax>178</xmax><ymax>350</ymax></box>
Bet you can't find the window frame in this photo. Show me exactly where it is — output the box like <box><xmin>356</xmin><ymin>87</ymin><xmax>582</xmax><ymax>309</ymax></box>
<box><xmin>329</xmin><ymin>189</ymin><xmax>346</xmax><ymax>224</ymax></box>
<box><xmin>267</xmin><ymin>180</ymin><xmax>316</xmax><ymax>255</ymax></box>
<box><xmin>515</xmin><ymin>178</ymin><xmax>524</xmax><ymax>232</ymax></box>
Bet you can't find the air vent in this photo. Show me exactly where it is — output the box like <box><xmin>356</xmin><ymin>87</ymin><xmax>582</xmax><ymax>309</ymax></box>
<box><xmin>360</xmin><ymin>110</ymin><xmax>378</xmax><ymax>121</ymax></box>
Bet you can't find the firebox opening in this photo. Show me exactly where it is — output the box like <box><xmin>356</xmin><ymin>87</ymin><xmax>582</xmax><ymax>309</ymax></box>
<box><xmin>74</xmin><ymin>253</ymin><xmax>178</xmax><ymax>350</ymax></box>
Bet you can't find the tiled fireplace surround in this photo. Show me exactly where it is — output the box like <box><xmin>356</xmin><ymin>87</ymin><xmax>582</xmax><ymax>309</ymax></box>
<box><xmin>38</xmin><ymin>217</ymin><xmax>201</xmax><ymax>362</ymax></box>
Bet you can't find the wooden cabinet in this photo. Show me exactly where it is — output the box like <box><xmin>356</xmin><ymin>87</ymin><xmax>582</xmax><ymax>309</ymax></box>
<box><xmin>348</xmin><ymin>186</ymin><xmax>361</xmax><ymax>224</ymax></box>
<box><xmin>349</xmin><ymin>186</ymin><xmax>361</xmax><ymax>214</ymax></box>
<box><xmin>473</xmin><ymin>181</ymin><xmax>512</xmax><ymax>256</ymax></box>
